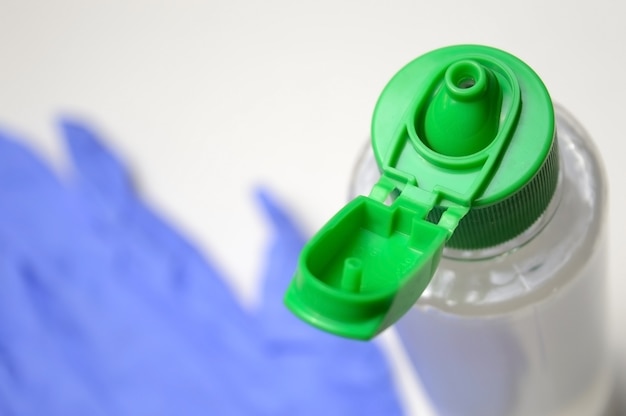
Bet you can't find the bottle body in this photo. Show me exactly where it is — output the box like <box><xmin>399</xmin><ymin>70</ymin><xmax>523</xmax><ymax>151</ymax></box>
<box><xmin>350</xmin><ymin>106</ymin><xmax>610</xmax><ymax>415</ymax></box>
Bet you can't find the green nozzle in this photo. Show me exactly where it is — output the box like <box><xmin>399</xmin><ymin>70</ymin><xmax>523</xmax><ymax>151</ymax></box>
<box><xmin>423</xmin><ymin>59</ymin><xmax>502</xmax><ymax>157</ymax></box>
<box><xmin>285</xmin><ymin>45</ymin><xmax>557</xmax><ymax>340</ymax></box>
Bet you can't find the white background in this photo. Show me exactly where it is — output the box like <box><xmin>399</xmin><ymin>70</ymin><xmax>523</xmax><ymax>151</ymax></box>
<box><xmin>1</xmin><ymin>1</ymin><xmax>624</xmax><ymax>414</ymax></box>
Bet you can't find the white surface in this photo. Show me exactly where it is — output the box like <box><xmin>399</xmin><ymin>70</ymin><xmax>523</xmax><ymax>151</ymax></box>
<box><xmin>1</xmin><ymin>1</ymin><xmax>624</xmax><ymax>414</ymax></box>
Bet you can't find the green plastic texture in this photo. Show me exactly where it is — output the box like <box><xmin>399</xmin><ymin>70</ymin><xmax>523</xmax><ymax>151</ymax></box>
<box><xmin>372</xmin><ymin>45</ymin><xmax>557</xmax><ymax>248</ymax></box>
<box><xmin>423</xmin><ymin>59</ymin><xmax>502</xmax><ymax>157</ymax></box>
<box><xmin>285</xmin><ymin>45</ymin><xmax>557</xmax><ymax>340</ymax></box>
<box><xmin>286</xmin><ymin>196</ymin><xmax>448</xmax><ymax>340</ymax></box>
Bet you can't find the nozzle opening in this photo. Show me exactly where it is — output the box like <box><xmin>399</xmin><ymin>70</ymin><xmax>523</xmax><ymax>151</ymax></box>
<box><xmin>458</xmin><ymin>77</ymin><xmax>476</xmax><ymax>89</ymax></box>
<box><xmin>445</xmin><ymin>60</ymin><xmax>487</xmax><ymax>100</ymax></box>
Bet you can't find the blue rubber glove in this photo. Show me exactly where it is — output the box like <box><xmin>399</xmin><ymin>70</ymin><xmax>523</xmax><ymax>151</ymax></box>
<box><xmin>0</xmin><ymin>120</ymin><xmax>403</xmax><ymax>416</ymax></box>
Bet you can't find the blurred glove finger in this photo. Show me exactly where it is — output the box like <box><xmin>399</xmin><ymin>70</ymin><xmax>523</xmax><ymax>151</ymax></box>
<box><xmin>60</xmin><ymin>118</ymin><xmax>134</xmax><ymax>214</ymax></box>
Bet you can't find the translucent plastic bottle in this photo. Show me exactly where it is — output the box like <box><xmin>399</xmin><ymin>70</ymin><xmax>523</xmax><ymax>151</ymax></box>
<box><xmin>284</xmin><ymin>45</ymin><xmax>611</xmax><ymax>415</ymax></box>
<box><xmin>350</xmin><ymin>105</ymin><xmax>611</xmax><ymax>416</ymax></box>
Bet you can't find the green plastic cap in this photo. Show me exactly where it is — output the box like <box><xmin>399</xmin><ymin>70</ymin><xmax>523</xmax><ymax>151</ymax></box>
<box><xmin>285</xmin><ymin>45</ymin><xmax>558</xmax><ymax>340</ymax></box>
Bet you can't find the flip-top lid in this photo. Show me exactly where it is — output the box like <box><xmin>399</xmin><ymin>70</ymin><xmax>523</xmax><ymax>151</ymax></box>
<box><xmin>285</xmin><ymin>45</ymin><xmax>557</xmax><ymax>340</ymax></box>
